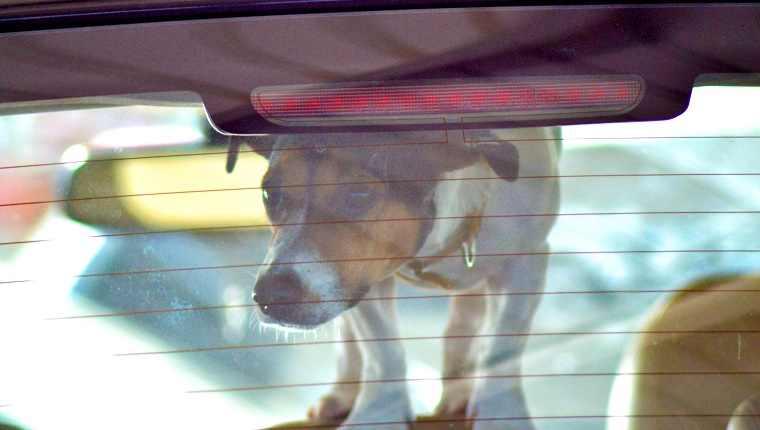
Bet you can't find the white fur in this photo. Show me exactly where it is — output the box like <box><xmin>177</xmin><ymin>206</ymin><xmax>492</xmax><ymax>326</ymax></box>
<box><xmin>289</xmin><ymin>247</ymin><xmax>342</xmax><ymax>304</ymax></box>
<box><xmin>256</xmin><ymin>225</ymin><xmax>347</xmax><ymax>331</ymax></box>
<box><xmin>416</xmin><ymin>161</ymin><xmax>493</xmax><ymax>259</ymax></box>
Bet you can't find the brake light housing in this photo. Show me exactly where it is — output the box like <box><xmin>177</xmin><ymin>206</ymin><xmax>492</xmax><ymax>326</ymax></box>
<box><xmin>251</xmin><ymin>75</ymin><xmax>645</xmax><ymax>127</ymax></box>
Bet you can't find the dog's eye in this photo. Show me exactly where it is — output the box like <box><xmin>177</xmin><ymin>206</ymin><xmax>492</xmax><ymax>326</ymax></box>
<box><xmin>262</xmin><ymin>186</ymin><xmax>283</xmax><ymax>208</ymax></box>
<box><xmin>341</xmin><ymin>183</ymin><xmax>377</xmax><ymax>218</ymax></box>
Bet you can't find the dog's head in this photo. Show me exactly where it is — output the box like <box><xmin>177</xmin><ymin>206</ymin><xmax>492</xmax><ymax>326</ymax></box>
<box><xmin>227</xmin><ymin>132</ymin><xmax>519</xmax><ymax>330</ymax></box>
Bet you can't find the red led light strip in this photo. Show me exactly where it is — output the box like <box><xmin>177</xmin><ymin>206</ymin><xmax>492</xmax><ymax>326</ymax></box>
<box><xmin>252</xmin><ymin>76</ymin><xmax>644</xmax><ymax>126</ymax></box>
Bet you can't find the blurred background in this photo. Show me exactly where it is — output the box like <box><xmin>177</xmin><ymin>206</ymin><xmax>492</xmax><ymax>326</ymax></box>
<box><xmin>0</xmin><ymin>86</ymin><xmax>759</xmax><ymax>430</ymax></box>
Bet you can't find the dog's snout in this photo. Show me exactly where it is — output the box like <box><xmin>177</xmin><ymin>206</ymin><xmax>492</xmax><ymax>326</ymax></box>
<box><xmin>253</xmin><ymin>271</ymin><xmax>307</xmax><ymax>319</ymax></box>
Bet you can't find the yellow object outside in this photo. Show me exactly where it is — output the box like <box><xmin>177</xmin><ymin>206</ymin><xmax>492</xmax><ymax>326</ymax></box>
<box><xmin>114</xmin><ymin>150</ymin><xmax>270</xmax><ymax>230</ymax></box>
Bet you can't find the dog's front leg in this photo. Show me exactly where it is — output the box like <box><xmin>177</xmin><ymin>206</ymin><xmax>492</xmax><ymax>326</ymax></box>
<box><xmin>469</xmin><ymin>248</ymin><xmax>550</xmax><ymax>430</ymax></box>
<box><xmin>339</xmin><ymin>277</ymin><xmax>414</xmax><ymax>430</ymax></box>
<box><xmin>436</xmin><ymin>284</ymin><xmax>488</xmax><ymax>417</ymax></box>
<box><xmin>309</xmin><ymin>314</ymin><xmax>362</xmax><ymax>422</ymax></box>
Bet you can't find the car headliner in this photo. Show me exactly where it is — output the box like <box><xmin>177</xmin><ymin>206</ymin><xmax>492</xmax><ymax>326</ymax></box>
<box><xmin>1</xmin><ymin>4</ymin><xmax>760</xmax><ymax>135</ymax></box>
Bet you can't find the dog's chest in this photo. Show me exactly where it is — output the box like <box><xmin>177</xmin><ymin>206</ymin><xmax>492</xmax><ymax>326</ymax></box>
<box><xmin>394</xmin><ymin>163</ymin><xmax>497</xmax><ymax>291</ymax></box>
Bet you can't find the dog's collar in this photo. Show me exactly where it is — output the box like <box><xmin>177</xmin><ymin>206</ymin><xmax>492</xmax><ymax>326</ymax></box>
<box><xmin>397</xmin><ymin>210</ymin><xmax>484</xmax><ymax>290</ymax></box>
<box><xmin>395</xmin><ymin>159</ymin><xmax>492</xmax><ymax>290</ymax></box>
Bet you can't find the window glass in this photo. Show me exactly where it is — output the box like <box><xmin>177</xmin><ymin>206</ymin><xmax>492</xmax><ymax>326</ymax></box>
<box><xmin>0</xmin><ymin>84</ymin><xmax>758</xmax><ymax>430</ymax></box>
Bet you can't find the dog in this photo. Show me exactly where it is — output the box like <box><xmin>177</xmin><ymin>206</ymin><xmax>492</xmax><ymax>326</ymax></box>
<box><xmin>226</xmin><ymin>127</ymin><xmax>560</xmax><ymax>430</ymax></box>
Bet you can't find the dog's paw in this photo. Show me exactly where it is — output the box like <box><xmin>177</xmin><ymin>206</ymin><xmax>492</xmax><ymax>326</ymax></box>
<box><xmin>308</xmin><ymin>392</ymin><xmax>355</xmax><ymax>422</ymax></box>
<box><xmin>435</xmin><ymin>381</ymin><xmax>473</xmax><ymax>417</ymax></box>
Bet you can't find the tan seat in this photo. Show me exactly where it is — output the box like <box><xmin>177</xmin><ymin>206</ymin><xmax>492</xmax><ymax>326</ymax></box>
<box><xmin>608</xmin><ymin>276</ymin><xmax>760</xmax><ymax>430</ymax></box>
<box><xmin>727</xmin><ymin>393</ymin><xmax>760</xmax><ymax>430</ymax></box>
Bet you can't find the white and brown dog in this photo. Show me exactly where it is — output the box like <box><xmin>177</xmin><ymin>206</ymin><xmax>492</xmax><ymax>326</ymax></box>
<box><xmin>226</xmin><ymin>127</ymin><xmax>560</xmax><ymax>430</ymax></box>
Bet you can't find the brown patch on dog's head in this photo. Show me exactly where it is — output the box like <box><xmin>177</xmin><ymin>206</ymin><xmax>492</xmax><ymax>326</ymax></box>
<box><xmin>306</xmin><ymin>148</ymin><xmax>428</xmax><ymax>287</ymax></box>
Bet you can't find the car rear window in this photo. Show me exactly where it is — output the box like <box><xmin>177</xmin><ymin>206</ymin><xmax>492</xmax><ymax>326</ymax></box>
<box><xmin>1</xmin><ymin>80</ymin><xmax>758</xmax><ymax>430</ymax></box>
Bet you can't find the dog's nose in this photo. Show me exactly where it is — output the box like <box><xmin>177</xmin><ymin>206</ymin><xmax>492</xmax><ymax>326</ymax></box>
<box><xmin>253</xmin><ymin>271</ymin><xmax>307</xmax><ymax>320</ymax></box>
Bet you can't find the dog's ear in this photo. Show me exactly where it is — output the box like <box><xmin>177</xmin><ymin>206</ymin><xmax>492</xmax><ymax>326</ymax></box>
<box><xmin>224</xmin><ymin>135</ymin><xmax>274</xmax><ymax>173</ymax></box>
<box><xmin>405</xmin><ymin>141</ymin><xmax>520</xmax><ymax>182</ymax></box>
<box><xmin>475</xmin><ymin>142</ymin><xmax>520</xmax><ymax>182</ymax></box>
<box><xmin>372</xmin><ymin>143</ymin><xmax>475</xmax><ymax>183</ymax></box>
<box><xmin>421</xmin><ymin>143</ymin><xmax>481</xmax><ymax>175</ymax></box>
<box><xmin>225</xmin><ymin>137</ymin><xmax>244</xmax><ymax>173</ymax></box>
<box><xmin>406</xmin><ymin>128</ymin><xmax>522</xmax><ymax>181</ymax></box>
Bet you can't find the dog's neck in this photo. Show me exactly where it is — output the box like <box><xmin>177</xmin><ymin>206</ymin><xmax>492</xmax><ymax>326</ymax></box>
<box><xmin>397</xmin><ymin>160</ymin><xmax>492</xmax><ymax>288</ymax></box>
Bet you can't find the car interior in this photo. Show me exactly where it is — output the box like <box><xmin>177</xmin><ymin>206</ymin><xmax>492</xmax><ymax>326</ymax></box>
<box><xmin>1</xmin><ymin>3</ymin><xmax>759</xmax><ymax>430</ymax></box>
